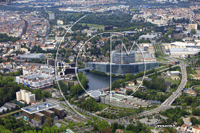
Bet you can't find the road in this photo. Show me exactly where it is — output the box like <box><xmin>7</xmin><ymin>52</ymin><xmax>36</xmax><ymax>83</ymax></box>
<box><xmin>157</xmin><ymin>41</ymin><xmax>163</xmax><ymax>56</ymax></box>
<box><xmin>0</xmin><ymin>110</ymin><xmax>21</xmax><ymax>118</ymax></box>
<box><xmin>138</xmin><ymin>62</ymin><xmax>187</xmax><ymax>117</ymax></box>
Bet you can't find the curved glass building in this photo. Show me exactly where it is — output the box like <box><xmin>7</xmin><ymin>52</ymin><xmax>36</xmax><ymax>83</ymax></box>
<box><xmin>112</xmin><ymin>50</ymin><xmax>136</xmax><ymax>64</ymax></box>
<box><xmin>85</xmin><ymin>50</ymin><xmax>158</xmax><ymax>75</ymax></box>
<box><xmin>85</xmin><ymin>62</ymin><xmax>158</xmax><ymax>75</ymax></box>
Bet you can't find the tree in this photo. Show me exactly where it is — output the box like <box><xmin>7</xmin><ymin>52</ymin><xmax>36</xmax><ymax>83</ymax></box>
<box><xmin>191</xmin><ymin>29</ymin><xmax>196</xmax><ymax>35</ymax></box>
<box><xmin>50</xmin><ymin>125</ymin><xmax>58</xmax><ymax>133</ymax></box>
<box><xmin>190</xmin><ymin>117</ymin><xmax>199</xmax><ymax>125</ymax></box>
<box><xmin>181</xmin><ymin>103</ymin><xmax>187</xmax><ymax>109</ymax></box>
<box><xmin>163</xmin><ymin>127</ymin><xmax>176</xmax><ymax>133</ymax></box>
<box><xmin>122</xmin><ymin>82</ymin><xmax>126</xmax><ymax>88</ymax></box>
<box><xmin>192</xmin><ymin>108</ymin><xmax>200</xmax><ymax>116</ymax></box>
<box><xmin>177</xmin><ymin>118</ymin><xmax>184</xmax><ymax>126</ymax></box>
<box><xmin>125</xmin><ymin>73</ymin><xmax>132</xmax><ymax>81</ymax></box>
<box><xmin>97</xmin><ymin>120</ymin><xmax>110</xmax><ymax>132</ymax></box>
<box><xmin>111</xmin><ymin>81</ymin><xmax>120</xmax><ymax>89</ymax></box>
<box><xmin>111</xmin><ymin>122</ymin><xmax>118</xmax><ymax>133</ymax></box>
<box><xmin>126</xmin><ymin>90</ymin><xmax>133</xmax><ymax>95</ymax></box>
<box><xmin>87</xmin><ymin>119</ymin><xmax>92</xmax><ymax>125</ymax></box>
<box><xmin>101</xmin><ymin>127</ymin><xmax>112</xmax><ymax>133</ymax></box>
<box><xmin>42</xmin><ymin>126</ymin><xmax>50</xmax><ymax>133</ymax></box>
<box><xmin>42</xmin><ymin>118</ymin><xmax>54</xmax><ymax>128</ymax></box>
<box><xmin>59</xmin><ymin>124</ymin><xmax>65</xmax><ymax>132</ymax></box>
<box><xmin>53</xmin><ymin>80</ymin><xmax>56</xmax><ymax>88</ymax></box>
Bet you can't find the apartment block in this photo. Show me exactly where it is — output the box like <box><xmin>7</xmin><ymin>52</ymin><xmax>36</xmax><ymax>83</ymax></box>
<box><xmin>16</xmin><ymin>89</ymin><xmax>36</xmax><ymax>104</ymax></box>
<box><xmin>16</xmin><ymin>68</ymin><xmax>61</xmax><ymax>89</ymax></box>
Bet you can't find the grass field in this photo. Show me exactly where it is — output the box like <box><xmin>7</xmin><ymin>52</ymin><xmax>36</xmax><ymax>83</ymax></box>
<box><xmin>97</xmin><ymin>103</ymin><xmax>109</xmax><ymax>110</ymax></box>
<box><xmin>195</xmin><ymin>86</ymin><xmax>200</xmax><ymax>90</ymax></box>
<box><xmin>156</xmin><ymin>57</ymin><xmax>169</xmax><ymax>62</ymax></box>
<box><xmin>79</xmin><ymin>23</ymin><xmax>104</xmax><ymax>30</ymax></box>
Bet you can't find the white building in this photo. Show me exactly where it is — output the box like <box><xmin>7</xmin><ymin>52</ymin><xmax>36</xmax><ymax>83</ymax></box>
<box><xmin>16</xmin><ymin>68</ymin><xmax>61</xmax><ymax>89</ymax></box>
<box><xmin>188</xmin><ymin>24</ymin><xmax>198</xmax><ymax>30</ymax></box>
<box><xmin>166</xmin><ymin>71</ymin><xmax>180</xmax><ymax>76</ymax></box>
<box><xmin>57</xmin><ymin>20</ymin><xmax>64</xmax><ymax>25</ymax></box>
<box><xmin>170</xmin><ymin>42</ymin><xmax>195</xmax><ymax>47</ymax></box>
<box><xmin>128</xmin><ymin>82</ymin><xmax>135</xmax><ymax>87</ymax></box>
<box><xmin>0</xmin><ymin>107</ymin><xmax>7</xmax><ymax>113</ymax></box>
<box><xmin>16</xmin><ymin>89</ymin><xmax>36</xmax><ymax>104</ymax></box>
<box><xmin>49</xmin><ymin>13</ymin><xmax>55</xmax><ymax>20</ymax></box>
<box><xmin>169</xmin><ymin>47</ymin><xmax>200</xmax><ymax>58</ymax></box>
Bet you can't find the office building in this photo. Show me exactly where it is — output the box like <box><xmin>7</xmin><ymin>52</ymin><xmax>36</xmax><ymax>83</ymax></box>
<box><xmin>85</xmin><ymin>62</ymin><xmax>159</xmax><ymax>75</ymax></box>
<box><xmin>21</xmin><ymin>102</ymin><xmax>64</xmax><ymax>126</ymax></box>
<box><xmin>86</xmin><ymin>50</ymin><xmax>158</xmax><ymax>75</ymax></box>
<box><xmin>112</xmin><ymin>50</ymin><xmax>136</xmax><ymax>64</ymax></box>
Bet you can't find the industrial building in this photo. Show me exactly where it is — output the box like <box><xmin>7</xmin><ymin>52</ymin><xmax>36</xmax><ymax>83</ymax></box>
<box><xmin>21</xmin><ymin>102</ymin><xmax>64</xmax><ymax>126</ymax></box>
<box><xmin>164</xmin><ymin>42</ymin><xmax>200</xmax><ymax>58</ymax></box>
<box><xmin>16</xmin><ymin>89</ymin><xmax>36</xmax><ymax>104</ymax></box>
<box><xmin>169</xmin><ymin>47</ymin><xmax>200</xmax><ymax>58</ymax></box>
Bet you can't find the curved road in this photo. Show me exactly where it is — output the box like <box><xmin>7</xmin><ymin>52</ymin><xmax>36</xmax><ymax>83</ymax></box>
<box><xmin>138</xmin><ymin>62</ymin><xmax>187</xmax><ymax>117</ymax></box>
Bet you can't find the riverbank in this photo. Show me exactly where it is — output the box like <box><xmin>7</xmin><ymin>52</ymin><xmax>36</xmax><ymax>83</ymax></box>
<box><xmin>89</xmin><ymin>70</ymin><xmax>125</xmax><ymax>78</ymax></box>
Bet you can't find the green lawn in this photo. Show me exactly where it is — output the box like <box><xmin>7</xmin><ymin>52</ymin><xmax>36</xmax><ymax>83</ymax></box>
<box><xmin>195</xmin><ymin>87</ymin><xmax>200</xmax><ymax>90</ymax></box>
<box><xmin>97</xmin><ymin>103</ymin><xmax>109</xmax><ymax>110</ymax></box>
<box><xmin>157</xmin><ymin>57</ymin><xmax>169</xmax><ymax>62</ymax></box>
<box><xmin>79</xmin><ymin>23</ymin><xmax>104</xmax><ymax>30</ymax></box>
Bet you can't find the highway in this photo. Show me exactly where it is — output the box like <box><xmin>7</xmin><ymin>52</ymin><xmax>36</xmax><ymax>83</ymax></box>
<box><xmin>138</xmin><ymin>62</ymin><xmax>187</xmax><ymax>117</ymax></box>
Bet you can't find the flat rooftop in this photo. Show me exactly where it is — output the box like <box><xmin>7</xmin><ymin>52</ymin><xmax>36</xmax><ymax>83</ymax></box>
<box><xmin>35</xmin><ymin>112</ymin><xmax>45</xmax><ymax>117</ymax></box>
<box><xmin>45</xmin><ymin>109</ymin><xmax>54</xmax><ymax>114</ymax></box>
<box><xmin>86</xmin><ymin>62</ymin><xmax>158</xmax><ymax>65</ymax></box>
<box><xmin>54</xmin><ymin>106</ymin><xmax>64</xmax><ymax>111</ymax></box>
<box><xmin>21</xmin><ymin>102</ymin><xmax>59</xmax><ymax>114</ymax></box>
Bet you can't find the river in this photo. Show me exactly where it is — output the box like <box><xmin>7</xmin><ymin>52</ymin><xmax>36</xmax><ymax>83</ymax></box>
<box><xmin>82</xmin><ymin>71</ymin><xmax>122</xmax><ymax>92</ymax></box>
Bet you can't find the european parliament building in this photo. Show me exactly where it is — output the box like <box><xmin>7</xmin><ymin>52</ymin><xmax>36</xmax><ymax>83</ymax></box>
<box><xmin>85</xmin><ymin>50</ymin><xmax>159</xmax><ymax>75</ymax></box>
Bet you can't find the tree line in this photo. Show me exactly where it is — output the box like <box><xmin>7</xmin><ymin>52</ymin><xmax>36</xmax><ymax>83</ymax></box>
<box><xmin>0</xmin><ymin>33</ymin><xmax>20</xmax><ymax>42</ymax></box>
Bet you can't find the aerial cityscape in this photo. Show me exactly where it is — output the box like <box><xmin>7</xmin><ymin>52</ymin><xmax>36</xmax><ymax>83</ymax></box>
<box><xmin>0</xmin><ymin>0</ymin><xmax>200</xmax><ymax>133</ymax></box>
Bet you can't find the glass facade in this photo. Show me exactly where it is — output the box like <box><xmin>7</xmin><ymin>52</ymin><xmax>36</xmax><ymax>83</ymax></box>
<box><xmin>85</xmin><ymin>62</ymin><xmax>159</xmax><ymax>75</ymax></box>
<box><xmin>112</xmin><ymin>50</ymin><xmax>136</xmax><ymax>64</ymax></box>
